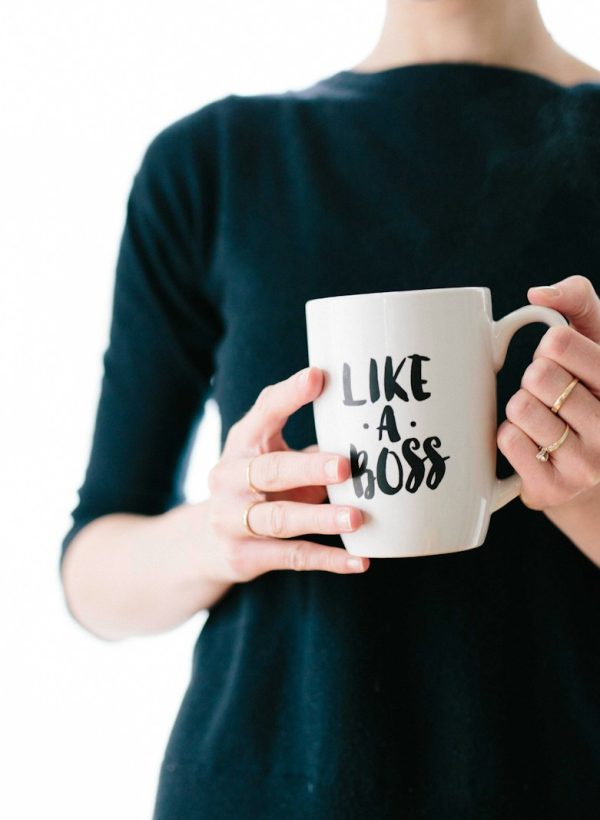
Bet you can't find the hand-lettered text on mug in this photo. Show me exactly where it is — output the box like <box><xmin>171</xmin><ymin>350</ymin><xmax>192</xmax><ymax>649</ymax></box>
<box><xmin>343</xmin><ymin>354</ymin><xmax>450</xmax><ymax>498</ymax></box>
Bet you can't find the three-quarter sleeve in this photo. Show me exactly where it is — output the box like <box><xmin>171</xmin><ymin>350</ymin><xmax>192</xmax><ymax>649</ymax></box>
<box><xmin>59</xmin><ymin>112</ymin><xmax>224</xmax><ymax>572</ymax></box>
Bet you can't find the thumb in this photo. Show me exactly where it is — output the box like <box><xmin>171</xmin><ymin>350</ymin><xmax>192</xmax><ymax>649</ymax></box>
<box><xmin>527</xmin><ymin>274</ymin><xmax>600</xmax><ymax>344</ymax></box>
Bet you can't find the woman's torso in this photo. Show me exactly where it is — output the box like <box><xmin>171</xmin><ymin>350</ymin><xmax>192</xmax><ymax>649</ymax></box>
<box><xmin>146</xmin><ymin>63</ymin><xmax>600</xmax><ymax>818</ymax></box>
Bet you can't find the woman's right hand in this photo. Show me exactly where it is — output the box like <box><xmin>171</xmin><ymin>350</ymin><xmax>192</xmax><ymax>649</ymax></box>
<box><xmin>202</xmin><ymin>365</ymin><xmax>369</xmax><ymax>585</ymax></box>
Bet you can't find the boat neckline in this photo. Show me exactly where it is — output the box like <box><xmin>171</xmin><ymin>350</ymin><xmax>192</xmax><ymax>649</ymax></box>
<box><xmin>319</xmin><ymin>60</ymin><xmax>600</xmax><ymax>93</ymax></box>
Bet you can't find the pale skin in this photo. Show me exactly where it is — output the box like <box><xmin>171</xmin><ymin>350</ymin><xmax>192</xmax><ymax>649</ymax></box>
<box><xmin>499</xmin><ymin>276</ymin><xmax>600</xmax><ymax>567</ymax></box>
<box><xmin>60</xmin><ymin>0</ymin><xmax>600</xmax><ymax>642</ymax></box>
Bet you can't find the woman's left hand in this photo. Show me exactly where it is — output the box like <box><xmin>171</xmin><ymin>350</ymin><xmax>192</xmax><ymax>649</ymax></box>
<box><xmin>497</xmin><ymin>274</ymin><xmax>600</xmax><ymax>511</ymax></box>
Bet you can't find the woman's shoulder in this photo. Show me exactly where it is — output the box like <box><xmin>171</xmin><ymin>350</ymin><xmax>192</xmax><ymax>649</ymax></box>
<box><xmin>130</xmin><ymin>94</ymin><xmax>250</xmax><ymax>197</ymax></box>
<box><xmin>543</xmin><ymin>52</ymin><xmax>600</xmax><ymax>118</ymax></box>
<box><xmin>141</xmin><ymin>90</ymin><xmax>305</xmax><ymax>167</ymax></box>
<box><xmin>140</xmin><ymin>95</ymin><xmax>234</xmax><ymax>165</ymax></box>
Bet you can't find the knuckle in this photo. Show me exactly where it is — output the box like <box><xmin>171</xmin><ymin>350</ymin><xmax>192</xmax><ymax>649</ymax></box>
<box><xmin>286</xmin><ymin>541</ymin><xmax>308</xmax><ymax>571</ymax></box>
<box><xmin>541</xmin><ymin>325</ymin><xmax>571</xmax><ymax>358</ymax></box>
<box><xmin>571</xmin><ymin>275</ymin><xmax>598</xmax><ymax>323</ymax></box>
<box><xmin>270</xmin><ymin>501</ymin><xmax>287</xmax><ymax>536</ymax></box>
<box><xmin>262</xmin><ymin>452</ymin><xmax>283</xmax><ymax>489</ymax></box>
<box><xmin>324</xmin><ymin>548</ymin><xmax>340</xmax><ymax>573</ymax></box>
<box><xmin>522</xmin><ymin>356</ymin><xmax>555</xmax><ymax>393</ymax></box>
<box><xmin>506</xmin><ymin>389</ymin><xmax>531</xmax><ymax>420</ymax></box>
<box><xmin>570</xmin><ymin>274</ymin><xmax>594</xmax><ymax>300</ymax></box>
<box><xmin>255</xmin><ymin>384</ymin><xmax>272</xmax><ymax>410</ymax></box>
<box><xmin>496</xmin><ymin>424</ymin><xmax>509</xmax><ymax>450</ymax></box>
<box><xmin>497</xmin><ymin>422</ymin><xmax>515</xmax><ymax>450</ymax></box>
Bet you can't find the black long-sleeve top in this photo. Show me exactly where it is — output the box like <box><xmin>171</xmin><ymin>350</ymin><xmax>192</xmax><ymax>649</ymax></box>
<box><xmin>60</xmin><ymin>62</ymin><xmax>600</xmax><ymax>818</ymax></box>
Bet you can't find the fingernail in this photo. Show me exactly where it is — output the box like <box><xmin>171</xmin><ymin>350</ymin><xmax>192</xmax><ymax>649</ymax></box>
<box><xmin>337</xmin><ymin>509</ymin><xmax>352</xmax><ymax>529</ymax></box>
<box><xmin>529</xmin><ymin>284</ymin><xmax>561</xmax><ymax>297</ymax></box>
<box><xmin>324</xmin><ymin>458</ymin><xmax>339</xmax><ymax>479</ymax></box>
<box><xmin>346</xmin><ymin>557</ymin><xmax>364</xmax><ymax>571</ymax></box>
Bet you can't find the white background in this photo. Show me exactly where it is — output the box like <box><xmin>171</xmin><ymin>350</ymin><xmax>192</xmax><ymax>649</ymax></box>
<box><xmin>2</xmin><ymin>2</ymin><xmax>598</xmax><ymax>818</ymax></box>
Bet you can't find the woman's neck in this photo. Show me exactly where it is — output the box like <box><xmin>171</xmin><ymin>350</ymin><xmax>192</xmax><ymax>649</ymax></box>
<box><xmin>351</xmin><ymin>0</ymin><xmax>600</xmax><ymax>86</ymax></box>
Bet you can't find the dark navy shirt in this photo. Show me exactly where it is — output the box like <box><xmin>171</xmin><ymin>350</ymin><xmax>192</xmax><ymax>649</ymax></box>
<box><xmin>60</xmin><ymin>62</ymin><xmax>600</xmax><ymax>818</ymax></box>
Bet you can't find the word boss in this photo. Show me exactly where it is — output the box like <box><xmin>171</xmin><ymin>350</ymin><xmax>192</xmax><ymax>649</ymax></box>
<box><xmin>340</xmin><ymin>354</ymin><xmax>450</xmax><ymax>497</ymax></box>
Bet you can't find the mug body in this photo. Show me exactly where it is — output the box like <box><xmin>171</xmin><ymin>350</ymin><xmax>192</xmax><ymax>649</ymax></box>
<box><xmin>305</xmin><ymin>287</ymin><xmax>497</xmax><ymax>557</ymax></box>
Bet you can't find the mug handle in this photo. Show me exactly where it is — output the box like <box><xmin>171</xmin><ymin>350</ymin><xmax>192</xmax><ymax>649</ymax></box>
<box><xmin>490</xmin><ymin>304</ymin><xmax>568</xmax><ymax>513</ymax></box>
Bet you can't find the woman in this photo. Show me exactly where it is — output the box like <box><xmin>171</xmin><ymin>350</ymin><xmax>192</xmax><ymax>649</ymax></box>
<box><xmin>60</xmin><ymin>0</ymin><xmax>600</xmax><ymax>816</ymax></box>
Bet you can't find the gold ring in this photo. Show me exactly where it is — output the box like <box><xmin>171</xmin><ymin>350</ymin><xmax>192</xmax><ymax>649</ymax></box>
<box><xmin>535</xmin><ymin>422</ymin><xmax>570</xmax><ymax>462</ymax></box>
<box><xmin>242</xmin><ymin>499</ymin><xmax>262</xmax><ymax>537</ymax></box>
<box><xmin>551</xmin><ymin>376</ymin><xmax>579</xmax><ymax>414</ymax></box>
<box><xmin>246</xmin><ymin>456</ymin><xmax>262</xmax><ymax>495</ymax></box>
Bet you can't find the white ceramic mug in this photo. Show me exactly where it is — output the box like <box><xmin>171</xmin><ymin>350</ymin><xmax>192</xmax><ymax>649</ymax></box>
<box><xmin>305</xmin><ymin>287</ymin><xmax>567</xmax><ymax>558</ymax></box>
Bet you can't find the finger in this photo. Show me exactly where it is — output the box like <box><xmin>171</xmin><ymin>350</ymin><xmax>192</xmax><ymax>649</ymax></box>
<box><xmin>497</xmin><ymin>420</ymin><xmax>562</xmax><ymax>509</ymax></box>
<box><xmin>532</xmin><ymin>326</ymin><xmax>600</xmax><ymax>396</ymax></box>
<box><xmin>237</xmin><ymin>366</ymin><xmax>324</xmax><ymax>450</ymax></box>
<box><xmin>247</xmin><ymin>449</ymin><xmax>350</xmax><ymax>494</ymax></box>
<box><xmin>528</xmin><ymin>275</ymin><xmax>600</xmax><ymax>344</ymax></box>
<box><xmin>505</xmin><ymin>387</ymin><xmax>582</xmax><ymax>478</ymax></box>
<box><xmin>215</xmin><ymin>450</ymin><xmax>349</xmax><ymax>499</ymax></box>
<box><xmin>520</xmin><ymin>356</ymin><xmax>600</xmax><ymax>437</ymax></box>
<box><xmin>244</xmin><ymin>499</ymin><xmax>363</xmax><ymax>540</ymax></box>
<box><xmin>236</xmin><ymin>538</ymin><xmax>369</xmax><ymax>575</ymax></box>
<box><xmin>266</xmin><ymin>441</ymin><xmax>328</xmax><ymax>500</ymax></box>
<box><xmin>497</xmin><ymin>414</ymin><xmax>598</xmax><ymax>509</ymax></box>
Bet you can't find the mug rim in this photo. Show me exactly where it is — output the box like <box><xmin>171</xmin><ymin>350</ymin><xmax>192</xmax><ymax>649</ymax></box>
<box><xmin>305</xmin><ymin>285</ymin><xmax>490</xmax><ymax>308</ymax></box>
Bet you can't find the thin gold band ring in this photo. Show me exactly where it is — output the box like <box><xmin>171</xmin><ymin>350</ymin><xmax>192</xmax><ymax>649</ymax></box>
<box><xmin>535</xmin><ymin>422</ymin><xmax>570</xmax><ymax>462</ymax></box>
<box><xmin>246</xmin><ymin>456</ymin><xmax>262</xmax><ymax>495</ymax></box>
<box><xmin>551</xmin><ymin>376</ymin><xmax>579</xmax><ymax>414</ymax></box>
<box><xmin>243</xmin><ymin>499</ymin><xmax>262</xmax><ymax>537</ymax></box>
